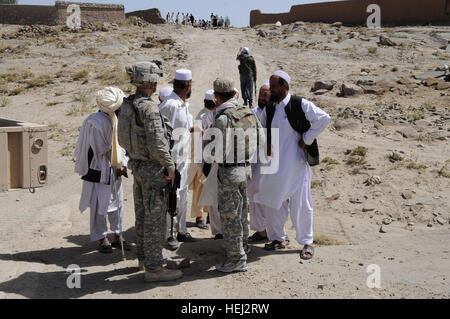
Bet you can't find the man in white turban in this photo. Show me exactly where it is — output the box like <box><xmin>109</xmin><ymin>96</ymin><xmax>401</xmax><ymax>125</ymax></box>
<box><xmin>74</xmin><ymin>86</ymin><xmax>131</xmax><ymax>254</ymax></box>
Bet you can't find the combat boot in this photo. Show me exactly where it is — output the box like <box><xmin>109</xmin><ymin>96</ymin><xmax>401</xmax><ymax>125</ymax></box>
<box><xmin>144</xmin><ymin>268</ymin><xmax>183</xmax><ymax>282</ymax></box>
<box><xmin>215</xmin><ymin>259</ymin><xmax>247</xmax><ymax>273</ymax></box>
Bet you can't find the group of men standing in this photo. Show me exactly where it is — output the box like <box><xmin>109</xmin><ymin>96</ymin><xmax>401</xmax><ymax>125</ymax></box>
<box><xmin>166</xmin><ymin>12</ymin><xmax>195</xmax><ymax>26</ymax></box>
<box><xmin>74</xmin><ymin>49</ymin><xmax>331</xmax><ymax>282</ymax></box>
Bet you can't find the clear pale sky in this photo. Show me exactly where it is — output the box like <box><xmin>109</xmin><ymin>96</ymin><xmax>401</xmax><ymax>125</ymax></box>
<box><xmin>18</xmin><ymin>0</ymin><xmax>340</xmax><ymax>27</ymax></box>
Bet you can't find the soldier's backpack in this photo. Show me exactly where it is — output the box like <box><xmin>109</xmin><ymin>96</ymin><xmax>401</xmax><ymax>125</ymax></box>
<box><xmin>117</xmin><ymin>95</ymin><xmax>140</xmax><ymax>155</ymax></box>
<box><xmin>118</xmin><ymin>95</ymin><xmax>172</xmax><ymax>159</ymax></box>
<box><xmin>215</xmin><ymin>105</ymin><xmax>260</xmax><ymax>163</ymax></box>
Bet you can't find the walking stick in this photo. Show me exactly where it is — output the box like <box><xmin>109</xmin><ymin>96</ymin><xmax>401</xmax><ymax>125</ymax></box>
<box><xmin>114</xmin><ymin>168</ymin><xmax>126</xmax><ymax>261</ymax></box>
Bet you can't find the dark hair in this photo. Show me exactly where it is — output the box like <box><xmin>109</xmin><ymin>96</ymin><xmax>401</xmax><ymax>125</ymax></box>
<box><xmin>215</xmin><ymin>91</ymin><xmax>235</xmax><ymax>101</ymax></box>
<box><xmin>204</xmin><ymin>99</ymin><xmax>216</xmax><ymax>109</ymax></box>
<box><xmin>173</xmin><ymin>79</ymin><xmax>189</xmax><ymax>90</ymax></box>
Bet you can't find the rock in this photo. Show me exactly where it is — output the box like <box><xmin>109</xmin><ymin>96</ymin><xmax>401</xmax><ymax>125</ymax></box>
<box><xmin>313</xmin><ymin>89</ymin><xmax>330</xmax><ymax>95</ymax></box>
<box><xmin>362</xmin><ymin>208</ymin><xmax>375</xmax><ymax>212</ymax></box>
<box><xmin>401</xmin><ymin>192</ymin><xmax>413</xmax><ymax>200</ymax></box>
<box><xmin>333</xmin><ymin>119</ymin><xmax>361</xmax><ymax>131</ymax></box>
<box><xmin>331</xmin><ymin>22</ymin><xmax>343</xmax><ymax>28</ymax></box>
<box><xmin>378</xmin><ymin>35</ymin><xmax>397</xmax><ymax>46</ymax></box>
<box><xmin>398</xmin><ymin>77</ymin><xmax>419</xmax><ymax>89</ymax></box>
<box><xmin>312</xmin><ymin>80</ymin><xmax>336</xmax><ymax>92</ymax></box>
<box><xmin>436</xmin><ymin>218</ymin><xmax>446</xmax><ymax>225</ymax></box>
<box><xmin>408</xmin><ymin>222</ymin><xmax>415</xmax><ymax>227</ymax></box>
<box><xmin>326</xmin><ymin>194</ymin><xmax>340</xmax><ymax>201</ymax></box>
<box><xmin>382</xmin><ymin>218</ymin><xmax>393</xmax><ymax>225</ymax></box>
<box><xmin>379</xmin><ymin>226</ymin><xmax>387</xmax><ymax>233</ymax></box>
<box><xmin>427</xmin><ymin>223</ymin><xmax>433</xmax><ymax>227</ymax></box>
<box><xmin>436</xmin><ymin>80</ymin><xmax>450</xmax><ymax>90</ymax></box>
<box><xmin>317</xmin><ymin>284</ymin><xmax>325</xmax><ymax>290</ymax></box>
<box><xmin>413</xmin><ymin>71</ymin><xmax>446</xmax><ymax>81</ymax></box>
<box><xmin>423</xmin><ymin>78</ymin><xmax>440</xmax><ymax>87</ymax></box>
<box><xmin>364</xmin><ymin>176</ymin><xmax>382</xmax><ymax>186</ymax></box>
<box><xmin>396</xmin><ymin>127</ymin><xmax>419</xmax><ymax>139</ymax></box>
<box><xmin>257</xmin><ymin>29</ymin><xmax>267</xmax><ymax>37</ymax></box>
<box><xmin>389</xmin><ymin>152</ymin><xmax>404</xmax><ymax>162</ymax></box>
<box><xmin>350</xmin><ymin>197</ymin><xmax>364</xmax><ymax>204</ymax></box>
<box><xmin>275</xmin><ymin>21</ymin><xmax>282</xmax><ymax>27</ymax></box>
<box><xmin>340</xmin><ymin>83</ymin><xmax>364</xmax><ymax>97</ymax></box>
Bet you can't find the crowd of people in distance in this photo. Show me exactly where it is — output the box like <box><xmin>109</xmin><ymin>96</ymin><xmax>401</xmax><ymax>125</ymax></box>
<box><xmin>165</xmin><ymin>12</ymin><xmax>230</xmax><ymax>29</ymax></box>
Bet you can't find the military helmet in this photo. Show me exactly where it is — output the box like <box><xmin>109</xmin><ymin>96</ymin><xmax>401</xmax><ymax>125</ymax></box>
<box><xmin>126</xmin><ymin>61</ymin><xmax>163</xmax><ymax>88</ymax></box>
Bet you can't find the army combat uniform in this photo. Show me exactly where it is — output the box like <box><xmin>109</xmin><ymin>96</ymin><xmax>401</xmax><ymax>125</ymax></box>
<box><xmin>118</xmin><ymin>62</ymin><xmax>179</xmax><ymax>278</ymax></box>
<box><xmin>120</xmin><ymin>91</ymin><xmax>175</xmax><ymax>271</ymax></box>
<box><xmin>205</xmin><ymin>78</ymin><xmax>261</xmax><ymax>273</ymax></box>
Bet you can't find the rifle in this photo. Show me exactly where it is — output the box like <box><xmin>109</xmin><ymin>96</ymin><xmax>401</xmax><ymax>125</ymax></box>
<box><xmin>165</xmin><ymin>168</ymin><xmax>181</xmax><ymax>239</ymax></box>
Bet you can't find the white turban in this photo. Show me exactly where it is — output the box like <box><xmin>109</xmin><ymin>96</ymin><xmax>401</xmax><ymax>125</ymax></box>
<box><xmin>96</xmin><ymin>87</ymin><xmax>125</xmax><ymax>114</ymax></box>
<box><xmin>263</xmin><ymin>80</ymin><xmax>270</xmax><ymax>87</ymax></box>
<box><xmin>96</xmin><ymin>86</ymin><xmax>126</xmax><ymax>168</ymax></box>
<box><xmin>273</xmin><ymin>70</ymin><xmax>291</xmax><ymax>84</ymax></box>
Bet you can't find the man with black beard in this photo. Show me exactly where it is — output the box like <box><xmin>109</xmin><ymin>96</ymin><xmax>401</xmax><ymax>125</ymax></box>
<box><xmin>247</xmin><ymin>81</ymin><xmax>271</xmax><ymax>243</ymax></box>
<box><xmin>159</xmin><ymin>69</ymin><xmax>195</xmax><ymax>250</ymax></box>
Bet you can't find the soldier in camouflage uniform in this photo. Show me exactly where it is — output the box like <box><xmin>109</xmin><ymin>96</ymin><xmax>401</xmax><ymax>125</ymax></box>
<box><xmin>204</xmin><ymin>78</ymin><xmax>261</xmax><ymax>273</ymax></box>
<box><xmin>118</xmin><ymin>62</ymin><xmax>183</xmax><ymax>282</ymax></box>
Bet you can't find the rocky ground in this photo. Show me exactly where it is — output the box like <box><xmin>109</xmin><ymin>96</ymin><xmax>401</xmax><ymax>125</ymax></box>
<box><xmin>0</xmin><ymin>19</ymin><xmax>449</xmax><ymax>299</ymax></box>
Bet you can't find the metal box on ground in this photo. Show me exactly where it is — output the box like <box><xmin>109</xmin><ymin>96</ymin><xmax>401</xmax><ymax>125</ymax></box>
<box><xmin>0</xmin><ymin>118</ymin><xmax>48</xmax><ymax>192</ymax></box>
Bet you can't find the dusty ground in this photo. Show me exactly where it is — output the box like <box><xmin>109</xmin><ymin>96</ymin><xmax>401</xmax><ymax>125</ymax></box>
<box><xmin>0</xmin><ymin>20</ymin><xmax>449</xmax><ymax>299</ymax></box>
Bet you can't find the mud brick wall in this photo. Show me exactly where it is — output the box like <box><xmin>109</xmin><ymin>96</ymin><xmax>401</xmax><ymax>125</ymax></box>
<box><xmin>125</xmin><ymin>8</ymin><xmax>165</xmax><ymax>24</ymax></box>
<box><xmin>250</xmin><ymin>0</ymin><xmax>450</xmax><ymax>27</ymax></box>
<box><xmin>0</xmin><ymin>1</ymin><xmax>125</xmax><ymax>26</ymax></box>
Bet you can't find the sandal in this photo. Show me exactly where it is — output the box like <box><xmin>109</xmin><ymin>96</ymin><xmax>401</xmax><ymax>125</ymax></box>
<box><xmin>111</xmin><ymin>238</ymin><xmax>132</xmax><ymax>251</ymax></box>
<box><xmin>196</xmin><ymin>218</ymin><xmax>208</xmax><ymax>230</ymax></box>
<box><xmin>98</xmin><ymin>239</ymin><xmax>113</xmax><ymax>254</ymax></box>
<box><xmin>264</xmin><ymin>240</ymin><xmax>289</xmax><ymax>251</ymax></box>
<box><xmin>300</xmin><ymin>245</ymin><xmax>314</xmax><ymax>260</ymax></box>
<box><xmin>248</xmin><ymin>232</ymin><xmax>268</xmax><ymax>243</ymax></box>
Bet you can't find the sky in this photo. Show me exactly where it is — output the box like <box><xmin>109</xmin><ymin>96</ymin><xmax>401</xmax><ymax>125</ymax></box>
<box><xmin>18</xmin><ymin>0</ymin><xmax>341</xmax><ymax>27</ymax></box>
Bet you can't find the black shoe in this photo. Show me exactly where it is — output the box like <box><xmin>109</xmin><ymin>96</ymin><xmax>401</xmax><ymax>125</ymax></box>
<box><xmin>243</xmin><ymin>99</ymin><xmax>248</xmax><ymax>106</ymax></box>
<box><xmin>177</xmin><ymin>232</ymin><xmax>196</xmax><ymax>243</ymax></box>
<box><xmin>249</xmin><ymin>100</ymin><xmax>253</xmax><ymax>107</ymax></box>
<box><xmin>206</xmin><ymin>215</ymin><xmax>210</xmax><ymax>224</ymax></box>
<box><xmin>214</xmin><ymin>234</ymin><xmax>223</xmax><ymax>240</ymax></box>
<box><xmin>167</xmin><ymin>236</ymin><xmax>181</xmax><ymax>251</ymax></box>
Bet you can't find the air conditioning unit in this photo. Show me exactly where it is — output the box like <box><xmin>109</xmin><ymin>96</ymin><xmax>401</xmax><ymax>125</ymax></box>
<box><xmin>0</xmin><ymin>118</ymin><xmax>48</xmax><ymax>192</ymax></box>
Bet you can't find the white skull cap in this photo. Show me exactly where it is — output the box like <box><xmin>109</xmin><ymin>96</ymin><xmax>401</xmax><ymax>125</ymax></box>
<box><xmin>273</xmin><ymin>70</ymin><xmax>291</xmax><ymax>84</ymax></box>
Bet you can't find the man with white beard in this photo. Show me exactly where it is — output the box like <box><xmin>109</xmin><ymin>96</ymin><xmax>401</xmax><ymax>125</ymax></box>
<box><xmin>254</xmin><ymin>70</ymin><xmax>330</xmax><ymax>260</ymax></box>
<box><xmin>74</xmin><ymin>87</ymin><xmax>131</xmax><ymax>254</ymax></box>
<box><xmin>159</xmin><ymin>69</ymin><xmax>195</xmax><ymax>250</ymax></box>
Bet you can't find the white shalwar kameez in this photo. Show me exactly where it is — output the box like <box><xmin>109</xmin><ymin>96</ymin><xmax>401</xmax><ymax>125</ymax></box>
<box><xmin>247</xmin><ymin>106</ymin><xmax>267</xmax><ymax>232</ymax></box>
<box><xmin>199</xmin><ymin>109</ymin><xmax>222</xmax><ymax>235</ymax></box>
<box><xmin>159</xmin><ymin>91</ymin><xmax>193</xmax><ymax>236</ymax></box>
<box><xmin>254</xmin><ymin>94</ymin><xmax>330</xmax><ymax>245</ymax></box>
<box><xmin>74</xmin><ymin>111</ymin><xmax>127</xmax><ymax>242</ymax></box>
